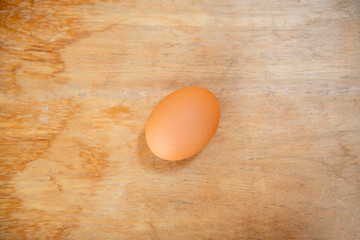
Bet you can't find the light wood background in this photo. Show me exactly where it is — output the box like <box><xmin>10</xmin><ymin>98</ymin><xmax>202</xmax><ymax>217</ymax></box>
<box><xmin>1</xmin><ymin>0</ymin><xmax>360</xmax><ymax>239</ymax></box>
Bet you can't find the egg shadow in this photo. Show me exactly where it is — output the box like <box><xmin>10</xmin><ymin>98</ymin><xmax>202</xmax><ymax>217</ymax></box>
<box><xmin>137</xmin><ymin>129</ymin><xmax>195</xmax><ymax>172</ymax></box>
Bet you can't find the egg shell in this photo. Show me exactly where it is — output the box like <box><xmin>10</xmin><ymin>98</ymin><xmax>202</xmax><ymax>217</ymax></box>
<box><xmin>145</xmin><ymin>87</ymin><xmax>220</xmax><ymax>161</ymax></box>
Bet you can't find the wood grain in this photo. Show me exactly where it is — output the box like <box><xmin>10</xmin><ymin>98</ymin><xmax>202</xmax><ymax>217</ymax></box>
<box><xmin>1</xmin><ymin>0</ymin><xmax>360</xmax><ymax>239</ymax></box>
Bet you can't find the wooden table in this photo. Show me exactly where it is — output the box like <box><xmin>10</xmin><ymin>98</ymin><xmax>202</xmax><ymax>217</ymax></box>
<box><xmin>1</xmin><ymin>0</ymin><xmax>359</xmax><ymax>239</ymax></box>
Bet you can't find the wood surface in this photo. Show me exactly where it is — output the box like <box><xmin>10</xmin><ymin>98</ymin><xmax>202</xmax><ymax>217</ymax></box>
<box><xmin>1</xmin><ymin>0</ymin><xmax>360</xmax><ymax>239</ymax></box>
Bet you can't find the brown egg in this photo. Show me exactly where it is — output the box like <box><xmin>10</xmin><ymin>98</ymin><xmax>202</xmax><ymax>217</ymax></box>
<box><xmin>145</xmin><ymin>87</ymin><xmax>220</xmax><ymax>161</ymax></box>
